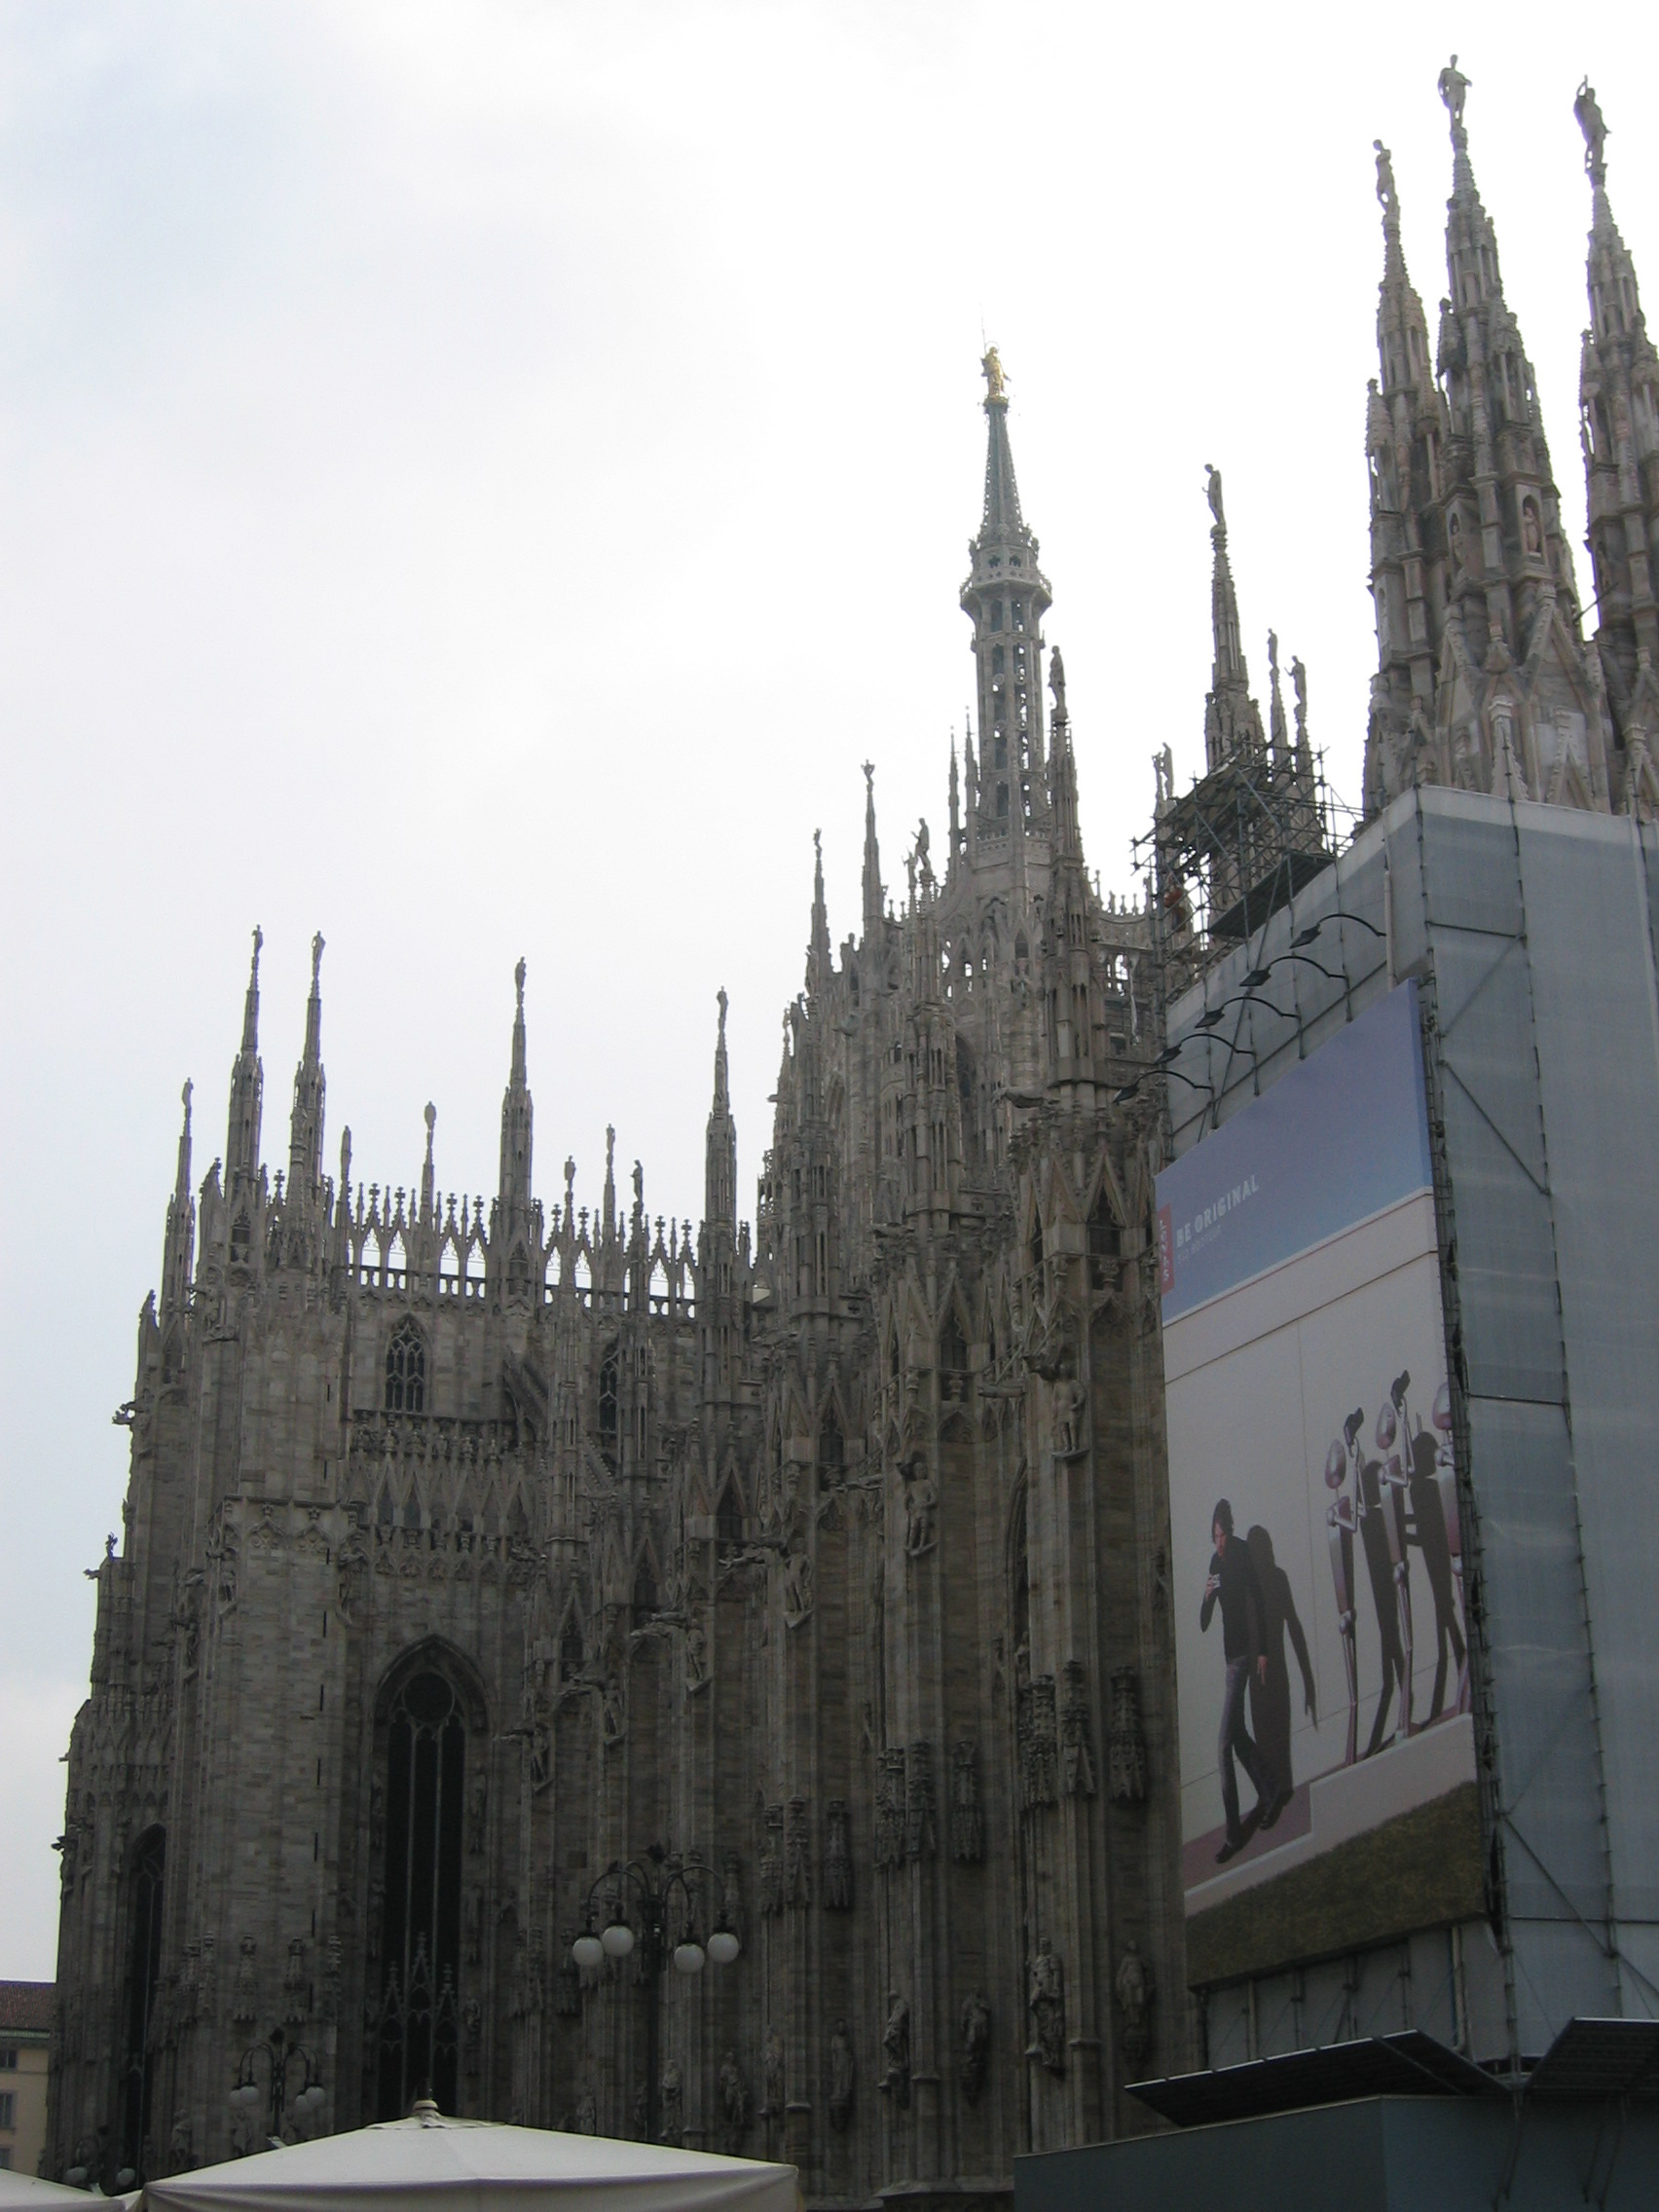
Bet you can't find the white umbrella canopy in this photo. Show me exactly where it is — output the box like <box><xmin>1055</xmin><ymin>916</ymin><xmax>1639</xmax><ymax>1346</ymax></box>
<box><xmin>139</xmin><ymin>2115</ymin><xmax>797</xmax><ymax>2212</ymax></box>
<box><xmin>0</xmin><ymin>2184</ymin><xmax>140</xmax><ymax>2212</ymax></box>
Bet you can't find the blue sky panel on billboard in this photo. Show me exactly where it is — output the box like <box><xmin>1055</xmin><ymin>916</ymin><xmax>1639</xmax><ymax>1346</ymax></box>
<box><xmin>1158</xmin><ymin>980</ymin><xmax>1434</xmax><ymax>1323</ymax></box>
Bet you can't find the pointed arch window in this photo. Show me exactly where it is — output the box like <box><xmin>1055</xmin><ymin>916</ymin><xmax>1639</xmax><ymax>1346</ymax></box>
<box><xmin>119</xmin><ymin>1827</ymin><xmax>166</xmax><ymax>2179</ymax></box>
<box><xmin>717</xmin><ymin>1481</ymin><xmax>745</xmax><ymax>1551</ymax></box>
<box><xmin>819</xmin><ymin>1410</ymin><xmax>844</xmax><ymax>1469</ymax></box>
<box><xmin>374</xmin><ymin>1665</ymin><xmax>474</xmax><ymax>2120</ymax></box>
<box><xmin>385</xmin><ymin>1320</ymin><xmax>425</xmax><ymax>1414</ymax></box>
<box><xmin>599</xmin><ymin>1345</ymin><xmax>619</xmax><ymax>1442</ymax></box>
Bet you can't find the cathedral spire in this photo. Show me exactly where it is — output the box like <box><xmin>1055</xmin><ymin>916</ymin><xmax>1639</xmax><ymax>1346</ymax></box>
<box><xmin>225</xmin><ymin>926</ymin><xmax>264</xmax><ymax>1187</ymax></box>
<box><xmin>705</xmin><ymin>987</ymin><xmax>736</xmax><ymax>1231</ymax></box>
<box><xmin>162</xmin><ymin>1080</ymin><xmax>195</xmax><ymax>1314</ymax></box>
<box><xmin>961</xmin><ymin>349</ymin><xmax>1052</xmax><ymax>846</ymax></box>
<box><xmin>498</xmin><ymin>958</ymin><xmax>534</xmax><ymax>1219</ymax></box>
<box><xmin>808</xmin><ymin>830</ymin><xmax>831</xmax><ymax>991</ymax></box>
<box><xmin>286</xmin><ymin>932</ymin><xmax>327</xmax><ymax>1209</ymax></box>
<box><xmin>862</xmin><ymin>761</ymin><xmax>884</xmax><ymax>938</ymax></box>
<box><xmin>1201</xmin><ymin>468</ymin><xmax>1266</xmax><ymax>770</ymax></box>
<box><xmin>1575</xmin><ymin>80</ymin><xmax>1659</xmax><ymax>755</ymax></box>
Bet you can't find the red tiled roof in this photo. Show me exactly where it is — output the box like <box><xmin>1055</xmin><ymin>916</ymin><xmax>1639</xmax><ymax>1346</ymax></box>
<box><xmin>0</xmin><ymin>1982</ymin><xmax>55</xmax><ymax>2035</ymax></box>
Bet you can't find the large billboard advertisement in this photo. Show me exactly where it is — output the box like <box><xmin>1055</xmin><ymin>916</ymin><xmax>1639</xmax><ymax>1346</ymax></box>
<box><xmin>1158</xmin><ymin>981</ymin><xmax>1483</xmax><ymax>1986</ymax></box>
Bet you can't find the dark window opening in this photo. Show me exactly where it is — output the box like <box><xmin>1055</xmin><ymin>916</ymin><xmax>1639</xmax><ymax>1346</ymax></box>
<box><xmin>120</xmin><ymin>1827</ymin><xmax>166</xmax><ymax>2180</ymax></box>
<box><xmin>560</xmin><ymin>1618</ymin><xmax>585</xmax><ymax>1680</ymax></box>
<box><xmin>376</xmin><ymin>1671</ymin><xmax>465</xmax><ymax>2120</ymax></box>
<box><xmin>385</xmin><ymin>1320</ymin><xmax>425</xmax><ymax>1414</ymax></box>
<box><xmin>819</xmin><ymin>1413</ymin><xmax>844</xmax><ymax>1468</ymax></box>
<box><xmin>717</xmin><ymin>1483</ymin><xmax>744</xmax><ymax>1549</ymax></box>
<box><xmin>229</xmin><ymin>1214</ymin><xmax>251</xmax><ymax>1265</ymax></box>
<box><xmin>941</xmin><ymin>1312</ymin><xmax>969</xmax><ymax>1372</ymax></box>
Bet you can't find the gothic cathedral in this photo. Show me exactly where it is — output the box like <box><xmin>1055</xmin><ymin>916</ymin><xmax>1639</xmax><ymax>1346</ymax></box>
<box><xmin>49</xmin><ymin>67</ymin><xmax>1658</xmax><ymax>2209</ymax></box>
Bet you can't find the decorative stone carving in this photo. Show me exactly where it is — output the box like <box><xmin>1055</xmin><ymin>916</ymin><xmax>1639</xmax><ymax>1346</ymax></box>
<box><xmin>367</xmin><ymin>1880</ymin><xmax>385</xmax><ymax>1965</ymax></box>
<box><xmin>959</xmin><ymin>1988</ymin><xmax>991</xmax><ymax>2105</ymax></box>
<box><xmin>829</xmin><ymin>2018</ymin><xmax>855</xmax><ymax>2131</ymax></box>
<box><xmin>1114</xmin><ymin>1940</ymin><xmax>1154</xmax><ymax>2072</ymax></box>
<box><xmin>369</xmin><ymin>1775</ymin><xmax>386</xmax><ymax>1855</ymax></box>
<box><xmin>1018</xmin><ymin>1677</ymin><xmax>1058</xmax><ymax>1808</ymax></box>
<box><xmin>466</xmin><ymin>1773</ymin><xmax>488</xmax><ymax>1855</ymax></box>
<box><xmin>573</xmin><ymin>2087</ymin><xmax>597</xmax><ymax>2134</ymax></box>
<box><xmin>950</xmin><ymin>1739</ymin><xmax>983</xmax><ymax>1862</ymax></box>
<box><xmin>875</xmin><ymin>1749</ymin><xmax>906</xmax><ymax>1867</ymax></box>
<box><xmin>718</xmin><ymin>2048</ymin><xmax>749</xmax><ymax>2152</ymax></box>
<box><xmin>462</xmin><ymin>1997</ymin><xmax>482</xmax><ymax>2078</ymax></box>
<box><xmin>881</xmin><ymin>1992</ymin><xmax>910</xmax><ymax>2110</ymax></box>
<box><xmin>905</xmin><ymin>1741</ymin><xmax>937</xmax><ymax>1860</ymax></box>
<box><xmin>786</xmin><ymin>1796</ymin><xmax>811</xmax><ymax>1906</ymax></box>
<box><xmin>464</xmin><ymin>1886</ymin><xmax>483</xmax><ymax>1965</ymax></box>
<box><xmin>337</xmin><ymin>1543</ymin><xmax>369</xmax><ymax>1621</ymax></box>
<box><xmin>602</xmin><ymin>1676</ymin><xmax>626</xmax><ymax>1748</ymax></box>
<box><xmin>1108</xmin><ymin>1666</ymin><xmax>1149</xmax><ymax>1804</ymax></box>
<box><xmin>554</xmin><ymin>1932</ymin><xmax>581</xmax><ymax>2017</ymax></box>
<box><xmin>758</xmin><ymin>1804</ymin><xmax>785</xmax><ymax>1916</ymax></box>
<box><xmin>825</xmin><ymin>1799</ymin><xmax>853</xmax><ymax>1908</ymax></box>
<box><xmin>761</xmin><ymin>2025</ymin><xmax>785</xmax><ymax>2120</ymax></box>
<box><xmin>1060</xmin><ymin>1660</ymin><xmax>1097</xmax><ymax>1798</ymax></box>
<box><xmin>1028</xmin><ymin>1938</ymin><xmax>1065</xmax><ymax>2076</ymax></box>
<box><xmin>232</xmin><ymin>1936</ymin><xmax>258</xmax><ymax>2026</ymax></box>
<box><xmin>282</xmin><ymin>1937</ymin><xmax>306</xmax><ymax>2026</ymax></box>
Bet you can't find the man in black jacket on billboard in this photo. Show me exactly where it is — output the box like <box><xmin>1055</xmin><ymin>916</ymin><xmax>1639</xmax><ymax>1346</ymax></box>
<box><xmin>1200</xmin><ymin>1497</ymin><xmax>1291</xmax><ymax>1861</ymax></box>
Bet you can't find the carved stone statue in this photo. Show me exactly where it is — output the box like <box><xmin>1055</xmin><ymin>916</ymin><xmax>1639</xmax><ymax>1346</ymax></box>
<box><xmin>574</xmin><ymin>2088</ymin><xmax>597</xmax><ymax>2135</ymax></box>
<box><xmin>684</xmin><ymin>1617</ymin><xmax>710</xmax><ymax>1692</ymax></box>
<box><xmin>959</xmin><ymin>1989</ymin><xmax>991</xmax><ymax>2105</ymax></box>
<box><xmin>1051</xmin><ymin>1376</ymin><xmax>1088</xmax><ymax>1458</ymax></box>
<box><xmin>1204</xmin><ymin>462</ymin><xmax>1226</xmax><ymax>534</ymax></box>
<box><xmin>1049</xmin><ymin>646</ymin><xmax>1067</xmax><ymax>719</ymax></box>
<box><xmin>903</xmin><ymin>1462</ymin><xmax>938</xmax><ymax>1557</ymax></box>
<box><xmin>829</xmin><ymin>2019</ymin><xmax>855</xmax><ymax>2131</ymax></box>
<box><xmin>1028</xmin><ymin>1937</ymin><xmax>1065</xmax><ymax>2077</ymax></box>
<box><xmin>981</xmin><ymin>346</ymin><xmax>1007</xmax><ymax>402</ymax></box>
<box><xmin>1575</xmin><ymin>79</ymin><xmax>1608</xmax><ymax>183</ymax></box>
<box><xmin>601</xmin><ymin>1677</ymin><xmax>626</xmax><ymax>1748</ymax></box>
<box><xmin>1438</xmin><ymin>54</ymin><xmax>1470</xmax><ymax>130</ymax></box>
<box><xmin>882</xmin><ymin>1992</ymin><xmax>910</xmax><ymax>2110</ymax></box>
<box><xmin>1060</xmin><ymin>1661</ymin><xmax>1097</xmax><ymax>1797</ymax></box>
<box><xmin>232</xmin><ymin>1936</ymin><xmax>258</xmax><ymax>2027</ymax></box>
<box><xmin>1115</xmin><ymin>1940</ymin><xmax>1154</xmax><ymax>2071</ymax></box>
<box><xmin>1373</xmin><ymin>139</ymin><xmax>1396</xmax><ymax>217</ymax></box>
<box><xmin>762</xmin><ymin>2025</ymin><xmax>785</xmax><ymax>2120</ymax></box>
<box><xmin>658</xmin><ymin>2061</ymin><xmax>682</xmax><ymax>2147</ymax></box>
<box><xmin>466</xmin><ymin>1773</ymin><xmax>488</xmax><ymax>1854</ymax></box>
<box><xmin>718</xmin><ymin>2048</ymin><xmax>749</xmax><ymax>2152</ymax></box>
<box><xmin>168</xmin><ymin>2115</ymin><xmax>195</xmax><ymax>2174</ymax></box>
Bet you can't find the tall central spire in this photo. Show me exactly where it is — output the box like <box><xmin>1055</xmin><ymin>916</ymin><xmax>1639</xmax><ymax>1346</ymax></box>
<box><xmin>498</xmin><ymin>958</ymin><xmax>534</xmax><ymax>1221</ymax></box>
<box><xmin>960</xmin><ymin>349</ymin><xmax>1052</xmax><ymax>847</ymax></box>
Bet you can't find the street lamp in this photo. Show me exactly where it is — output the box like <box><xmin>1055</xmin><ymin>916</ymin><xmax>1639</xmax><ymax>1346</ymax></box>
<box><xmin>570</xmin><ymin>1845</ymin><xmax>740</xmax><ymax>2142</ymax></box>
<box><xmin>232</xmin><ymin>2024</ymin><xmax>324</xmax><ymax>2147</ymax></box>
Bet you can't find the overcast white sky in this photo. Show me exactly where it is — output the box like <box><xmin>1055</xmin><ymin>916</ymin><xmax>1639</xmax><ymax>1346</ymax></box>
<box><xmin>1</xmin><ymin>2</ymin><xmax>1652</xmax><ymax>1980</ymax></box>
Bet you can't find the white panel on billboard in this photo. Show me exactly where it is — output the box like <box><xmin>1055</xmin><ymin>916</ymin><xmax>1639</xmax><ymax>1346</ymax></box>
<box><xmin>1157</xmin><ymin>982</ymin><xmax>1476</xmax><ymax>1934</ymax></box>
